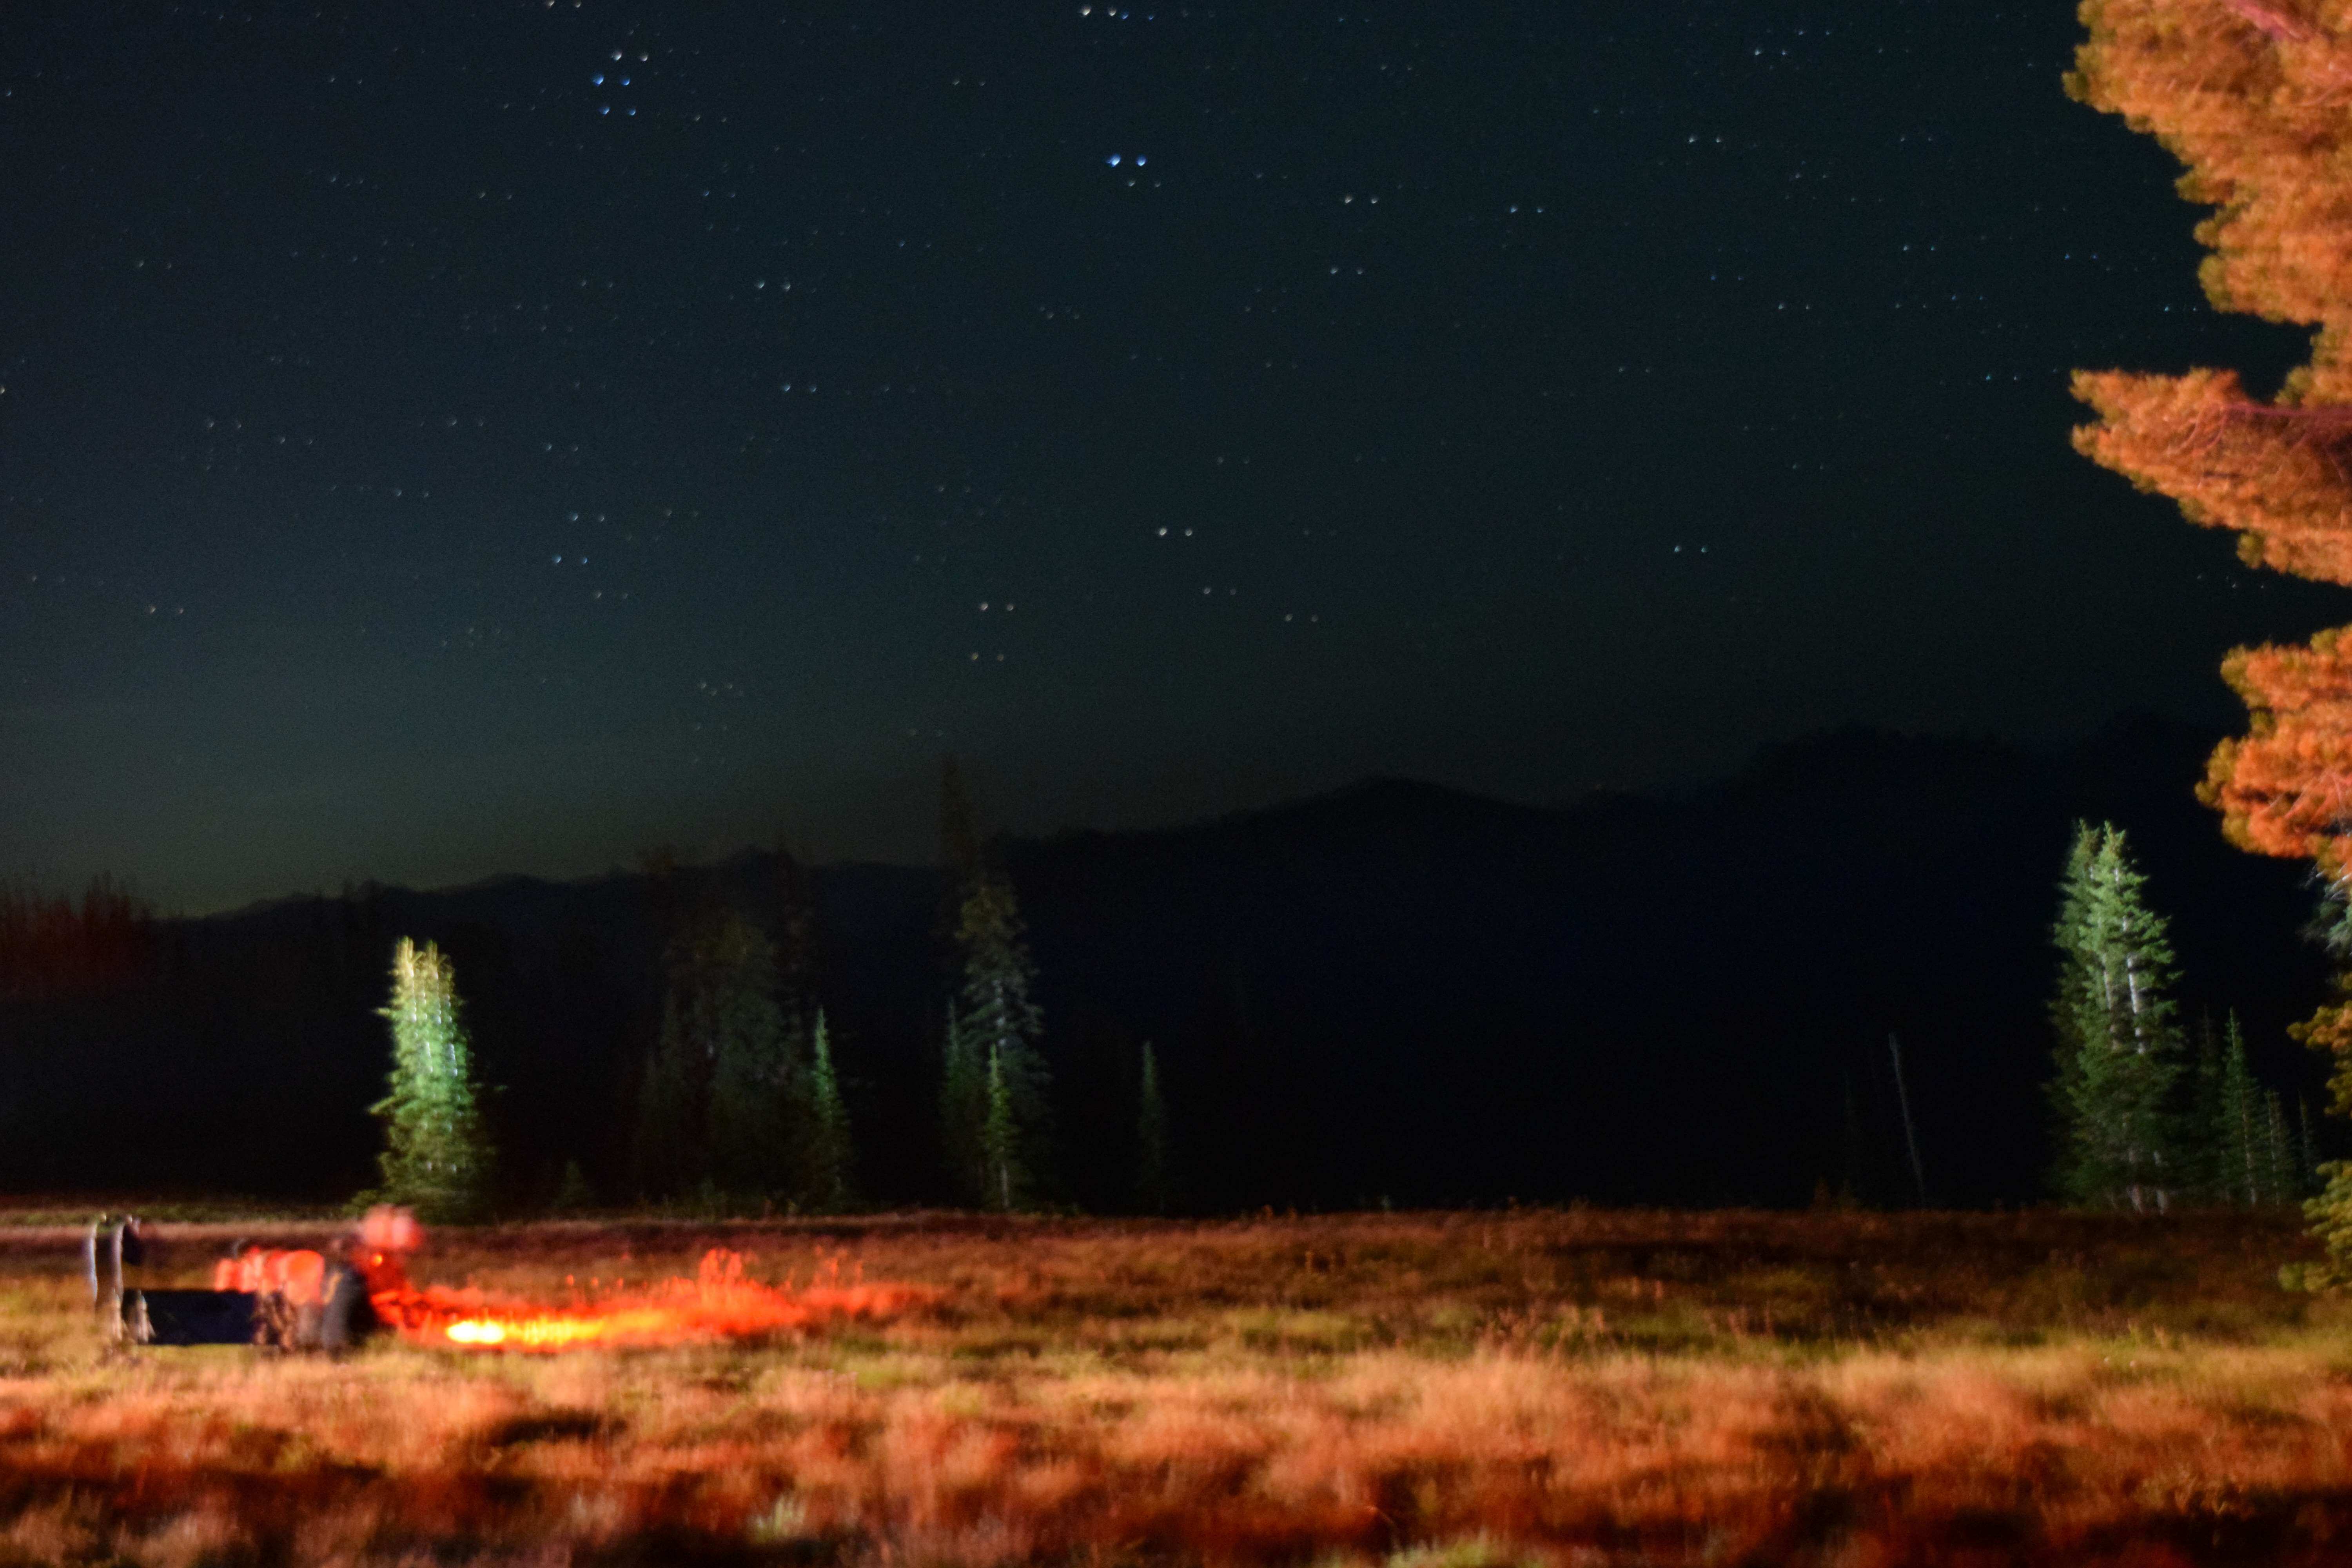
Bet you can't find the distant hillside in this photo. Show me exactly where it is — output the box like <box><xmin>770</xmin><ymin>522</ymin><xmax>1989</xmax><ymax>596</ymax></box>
<box><xmin>0</xmin><ymin>717</ymin><xmax>2326</xmax><ymax>1209</ymax></box>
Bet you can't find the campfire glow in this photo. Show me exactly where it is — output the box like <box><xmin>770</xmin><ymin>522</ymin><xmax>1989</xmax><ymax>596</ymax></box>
<box><xmin>376</xmin><ymin>1249</ymin><xmax>929</xmax><ymax>1352</ymax></box>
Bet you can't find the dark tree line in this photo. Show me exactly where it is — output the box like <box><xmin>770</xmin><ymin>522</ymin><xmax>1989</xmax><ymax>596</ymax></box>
<box><xmin>628</xmin><ymin>849</ymin><xmax>854</xmax><ymax>1212</ymax></box>
<box><xmin>0</xmin><ymin>722</ymin><xmax>2334</xmax><ymax>1213</ymax></box>
<box><xmin>0</xmin><ymin>761</ymin><xmax>1180</xmax><ymax>1215</ymax></box>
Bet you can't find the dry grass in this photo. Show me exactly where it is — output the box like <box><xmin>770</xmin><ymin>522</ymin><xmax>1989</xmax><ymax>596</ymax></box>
<box><xmin>0</xmin><ymin>1207</ymin><xmax>2345</xmax><ymax>1565</ymax></box>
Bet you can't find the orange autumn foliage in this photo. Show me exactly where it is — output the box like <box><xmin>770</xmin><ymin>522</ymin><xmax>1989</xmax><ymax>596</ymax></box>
<box><xmin>2207</xmin><ymin>632</ymin><xmax>2352</xmax><ymax>1087</ymax></box>
<box><xmin>2072</xmin><ymin>0</ymin><xmax>2352</xmax><ymax>860</ymax></box>
<box><xmin>2208</xmin><ymin>627</ymin><xmax>2352</xmax><ymax>865</ymax></box>
<box><xmin>2073</xmin><ymin>368</ymin><xmax>2352</xmax><ymax>582</ymax></box>
<box><xmin>2074</xmin><ymin>0</ymin><xmax>2352</xmax><ymax>353</ymax></box>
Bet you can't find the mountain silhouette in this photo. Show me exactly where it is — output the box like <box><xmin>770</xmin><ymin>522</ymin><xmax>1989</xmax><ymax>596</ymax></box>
<box><xmin>0</xmin><ymin>717</ymin><xmax>2327</xmax><ymax>1209</ymax></box>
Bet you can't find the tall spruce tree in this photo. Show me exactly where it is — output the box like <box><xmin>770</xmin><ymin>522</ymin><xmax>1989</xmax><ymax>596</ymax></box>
<box><xmin>636</xmin><ymin>905</ymin><xmax>797</xmax><ymax>1204</ymax></box>
<box><xmin>980</xmin><ymin>1041</ymin><xmax>1022</xmax><ymax>1211</ymax></box>
<box><xmin>935</xmin><ymin>757</ymin><xmax>988</xmax><ymax>1204</ymax></box>
<box><xmin>2189</xmin><ymin>1016</ymin><xmax>2225</xmax><ymax>1201</ymax></box>
<box><xmin>803</xmin><ymin>1009</ymin><xmax>853</xmax><ymax>1211</ymax></box>
<box><xmin>2265</xmin><ymin>1089</ymin><xmax>2297</xmax><ymax>1203</ymax></box>
<box><xmin>632</xmin><ymin>1024</ymin><xmax>701</xmax><ymax>1199</ymax></box>
<box><xmin>939</xmin><ymin>1001</ymin><xmax>987</xmax><ymax>1202</ymax></box>
<box><xmin>369</xmin><ymin>937</ymin><xmax>493</xmax><ymax>1222</ymax></box>
<box><xmin>955</xmin><ymin>870</ymin><xmax>1050</xmax><ymax>1209</ymax></box>
<box><xmin>2050</xmin><ymin>822</ymin><xmax>2189</xmax><ymax>1211</ymax></box>
<box><xmin>931</xmin><ymin>757</ymin><xmax>1049</xmax><ymax>1209</ymax></box>
<box><xmin>771</xmin><ymin>842</ymin><xmax>819</xmax><ymax>1026</ymax></box>
<box><xmin>2212</xmin><ymin>1013</ymin><xmax>2274</xmax><ymax>1206</ymax></box>
<box><xmin>701</xmin><ymin>911</ymin><xmax>795</xmax><ymax>1199</ymax></box>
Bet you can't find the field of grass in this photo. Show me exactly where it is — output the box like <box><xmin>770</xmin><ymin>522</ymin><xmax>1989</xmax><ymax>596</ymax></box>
<box><xmin>0</xmin><ymin>1206</ymin><xmax>2347</xmax><ymax>1565</ymax></box>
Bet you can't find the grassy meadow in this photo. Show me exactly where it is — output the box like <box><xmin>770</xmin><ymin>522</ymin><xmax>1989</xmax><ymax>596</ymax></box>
<box><xmin>0</xmin><ymin>1207</ymin><xmax>2346</xmax><ymax>1564</ymax></box>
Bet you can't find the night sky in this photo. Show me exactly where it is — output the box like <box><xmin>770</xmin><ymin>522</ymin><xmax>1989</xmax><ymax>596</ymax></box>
<box><xmin>3</xmin><ymin>0</ymin><xmax>2343</xmax><ymax>913</ymax></box>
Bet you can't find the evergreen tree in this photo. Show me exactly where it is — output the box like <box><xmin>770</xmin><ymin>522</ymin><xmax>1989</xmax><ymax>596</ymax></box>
<box><xmin>930</xmin><ymin>760</ymin><xmax>1049</xmax><ymax>1209</ymax></box>
<box><xmin>955</xmin><ymin>870</ymin><xmax>1050</xmax><ymax>1209</ymax></box>
<box><xmin>702</xmin><ymin>912</ymin><xmax>795</xmax><ymax>1199</ymax></box>
<box><xmin>981</xmin><ymin>1041</ymin><xmax>1022</xmax><ymax>1211</ymax></box>
<box><xmin>2265</xmin><ymin>1089</ymin><xmax>2297</xmax><ymax>1204</ymax></box>
<box><xmin>771</xmin><ymin>842</ymin><xmax>820</xmax><ymax>1024</ymax></box>
<box><xmin>939</xmin><ymin>1001</ymin><xmax>987</xmax><ymax>1202</ymax></box>
<box><xmin>632</xmin><ymin>1022</ymin><xmax>702</xmax><ymax>1198</ymax></box>
<box><xmin>803</xmin><ymin>1009</ymin><xmax>854</xmax><ymax>1212</ymax></box>
<box><xmin>2286</xmin><ymin>885</ymin><xmax>2352</xmax><ymax>1289</ymax></box>
<box><xmin>1136</xmin><ymin>1041</ymin><xmax>1170</xmax><ymax>1214</ymax></box>
<box><xmin>369</xmin><ymin>937</ymin><xmax>493</xmax><ymax>1222</ymax></box>
<box><xmin>2188</xmin><ymin>1016</ymin><xmax>2225</xmax><ymax>1201</ymax></box>
<box><xmin>636</xmin><ymin>905</ymin><xmax>797</xmax><ymax>1203</ymax></box>
<box><xmin>2213</xmin><ymin>1012</ymin><xmax>2270</xmax><ymax>1206</ymax></box>
<box><xmin>2049</xmin><ymin>823</ymin><xmax>2189</xmax><ymax>1211</ymax></box>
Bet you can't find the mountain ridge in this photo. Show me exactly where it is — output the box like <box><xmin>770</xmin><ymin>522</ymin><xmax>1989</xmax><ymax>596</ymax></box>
<box><xmin>0</xmin><ymin>716</ymin><xmax>2323</xmax><ymax>1210</ymax></box>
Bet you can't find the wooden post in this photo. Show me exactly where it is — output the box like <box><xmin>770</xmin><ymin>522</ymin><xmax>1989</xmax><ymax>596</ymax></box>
<box><xmin>1889</xmin><ymin>1034</ymin><xmax>1927</xmax><ymax>1208</ymax></box>
<box><xmin>106</xmin><ymin>1219</ymin><xmax>129</xmax><ymax>1340</ymax></box>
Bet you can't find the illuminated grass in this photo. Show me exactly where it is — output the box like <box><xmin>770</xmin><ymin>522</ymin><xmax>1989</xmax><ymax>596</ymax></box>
<box><xmin>0</xmin><ymin>1208</ymin><xmax>2341</xmax><ymax>1564</ymax></box>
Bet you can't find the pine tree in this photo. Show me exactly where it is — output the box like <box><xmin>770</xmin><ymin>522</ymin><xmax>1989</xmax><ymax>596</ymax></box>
<box><xmin>2284</xmin><ymin>880</ymin><xmax>2352</xmax><ymax>1285</ymax></box>
<box><xmin>930</xmin><ymin>760</ymin><xmax>1050</xmax><ymax>1209</ymax></box>
<box><xmin>369</xmin><ymin>937</ymin><xmax>493</xmax><ymax>1222</ymax></box>
<box><xmin>2050</xmin><ymin>823</ymin><xmax>2189</xmax><ymax>1210</ymax></box>
<box><xmin>771</xmin><ymin>842</ymin><xmax>819</xmax><ymax>1026</ymax></box>
<box><xmin>980</xmin><ymin>1042</ymin><xmax>1022</xmax><ymax>1212</ymax></box>
<box><xmin>803</xmin><ymin>1009</ymin><xmax>853</xmax><ymax>1212</ymax></box>
<box><xmin>2259</xmin><ymin>1091</ymin><xmax>2295</xmax><ymax>1204</ymax></box>
<box><xmin>934</xmin><ymin>758</ymin><xmax>991</xmax><ymax>1205</ymax></box>
<box><xmin>2214</xmin><ymin>1013</ymin><xmax>2269</xmax><ymax>1205</ymax></box>
<box><xmin>636</xmin><ymin>906</ymin><xmax>796</xmax><ymax>1204</ymax></box>
<box><xmin>1136</xmin><ymin>1041</ymin><xmax>1170</xmax><ymax>1214</ymax></box>
<box><xmin>939</xmin><ymin>1001</ymin><xmax>987</xmax><ymax>1203</ymax></box>
<box><xmin>2188</xmin><ymin>1017</ymin><xmax>2225</xmax><ymax>1201</ymax></box>
<box><xmin>955</xmin><ymin>870</ymin><xmax>1050</xmax><ymax>1209</ymax></box>
<box><xmin>693</xmin><ymin>909</ymin><xmax>795</xmax><ymax>1201</ymax></box>
<box><xmin>632</xmin><ymin>1020</ymin><xmax>701</xmax><ymax>1199</ymax></box>
<box><xmin>770</xmin><ymin>834</ymin><xmax>850</xmax><ymax>1210</ymax></box>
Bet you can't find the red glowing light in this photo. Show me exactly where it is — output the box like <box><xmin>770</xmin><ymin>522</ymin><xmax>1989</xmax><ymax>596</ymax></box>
<box><xmin>373</xmin><ymin>1249</ymin><xmax>930</xmax><ymax>1352</ymax></box>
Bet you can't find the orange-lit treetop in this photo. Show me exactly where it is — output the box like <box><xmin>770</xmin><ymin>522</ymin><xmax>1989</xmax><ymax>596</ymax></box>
<box><xmin>2071</xmin><ymin>0</ymin><xmax>2352</xmax><ymax>583</ymax></box>
<box><xmin>2072</xmin><ymin>0</ymin><xmax>2352</xmax><ymax>871</ymax></box>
